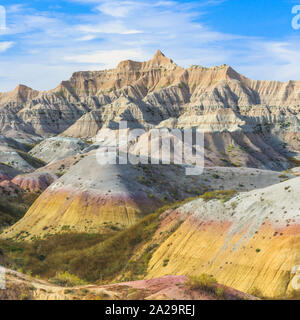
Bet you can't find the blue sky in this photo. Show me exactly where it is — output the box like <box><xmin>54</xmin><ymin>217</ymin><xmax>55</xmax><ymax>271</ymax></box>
<box><xmin>0</xmin><ymin>0</ymin><xmax>300</xmax><ymax>91</ymax></box>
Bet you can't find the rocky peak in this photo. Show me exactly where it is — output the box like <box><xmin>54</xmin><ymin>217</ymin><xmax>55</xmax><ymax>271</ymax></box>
<box><xmin>116</xmin><ymin>59</ymin><xmax>142</xmax><ymax>72</ymax></box>
<box><xmin>13</xmin><ymin>84</ymin><xmax>35</xmax><ymax>97</ymax></box>
<box><xmin>117</xmin><ymin>50</ymin><xmax>177</xmax><ymax>72</ymax></box>
<box><xmin>0</xmin><ymin>84</ymin><xmax>38</xmax><ymax>105</ymax></box>
<box><xmin>225</xmin><ymin>65</ymin><xmax>244</xmax><ymax>81</ymax></box>
<box><xmin>152</xmin><ymin>50</ymin><xmax>169</xmax><ymax>62</ymax></box>
<box><xmin>147</xmin><ymin>50</ymin><xmax>176</xmax><ymax>69</ymax></box>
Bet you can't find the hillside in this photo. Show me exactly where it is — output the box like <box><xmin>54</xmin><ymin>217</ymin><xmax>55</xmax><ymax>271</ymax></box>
<box><xmin>0</xmin><ymin>270</ymin><xmax>257</xmax><ymax>300</ymax></box>
<box><xmin>0</xmin><ymin>51</ymin><xmax>300</xmax><ymax>300</ymax></box>
<box><xmin>146</xmin><ymin>177</ymin><xmax>300</xmax><ymax>298</ymax></box>
<box><xmin>0</xmin><ymin>51</ymin><xmax>298</xmax><ymax>140</ymax></box>
<box><xmin>1</xmin><ymin>157</ymin><xmax>288</xmax><ymax>239</ymax></box>
<box><xmin>0</xmin><ymin>51</ymin><xmax>298</xmax><ymax>175</ymax></box>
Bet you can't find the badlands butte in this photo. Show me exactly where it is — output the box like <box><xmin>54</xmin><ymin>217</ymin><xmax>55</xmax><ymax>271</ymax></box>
<box><xmin>0</xmin><ymin>50</ymin><xmax>300</xmax><ymax>299</ymax></box>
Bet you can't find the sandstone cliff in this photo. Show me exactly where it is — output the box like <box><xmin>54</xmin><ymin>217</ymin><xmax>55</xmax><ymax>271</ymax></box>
<box><xmin>0</xmin><ymin>50</ymin><xmax>299</xmax><ymax>143</ymax></box>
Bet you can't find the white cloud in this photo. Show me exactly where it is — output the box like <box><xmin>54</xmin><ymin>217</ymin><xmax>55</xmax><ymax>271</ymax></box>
<box><xmin>0</xmin><ymin>41</ymin><xmax>14</xmax><ymax>52</ymax></box>
<box><xmin>64</xmin><ymin>48</ymin><xmax>145</xmax><ymax>67</ymax></box>
<box><xmin>237</xmin><ymin>38</ymin><xmax>300</xmax><ymax>81</ymax></box>
<box><xmin>6</xmin><ymin>4</ymin><xmax>25</xmax><ymax>14</ymax></box>
<box><xmin>77</xmin><ymin>35</ymin><xmax>97</xmax><ymax>41</ymax></box>
<box><xmin>96</xmin><ymin>1</ymin><xmax>135</xmax><ymax>17</ymax></box>
<box><xmin>153</xmin><ymin>1</ymin><xmax>176</xmax><ymax>7</ymax></box>
<box><xmin>1</xmin><ymin>0</ymin><xmax>300</xmax><ymax>92</ymax></box>
<box><xmin>77</xmin><ymin>21</ymin><xmax>142</xmax><ymax>35</ymax></box>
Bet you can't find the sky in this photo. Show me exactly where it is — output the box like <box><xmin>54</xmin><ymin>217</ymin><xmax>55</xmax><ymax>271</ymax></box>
<box><xmin>0</xmin><ymin>0</ymin><xmax>300</xmax><ymax>91</ymax></box>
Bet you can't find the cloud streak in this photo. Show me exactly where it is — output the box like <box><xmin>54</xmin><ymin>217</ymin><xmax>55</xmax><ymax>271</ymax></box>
<box><xmin>0</xmin><ymin>41</ymin><xmax>13</xmax><ymax>52</ymax></box>
<box><xmin>0</xmin><ymin>0</ymin><xmax>300</xmax><ymax>92</ymax></box>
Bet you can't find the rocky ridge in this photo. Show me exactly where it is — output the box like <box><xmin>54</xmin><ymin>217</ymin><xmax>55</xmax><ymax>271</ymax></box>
<box><xmin>0</xmin><ymin>50</ymin><xmax>298</xmax><ymax>141</ymax></box>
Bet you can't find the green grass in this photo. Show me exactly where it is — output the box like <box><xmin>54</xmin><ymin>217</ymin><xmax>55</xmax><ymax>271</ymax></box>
<box><xmin>0</xmin><ymin>193</ymin><xmax>40</xmax><ymax>228</ymax></box>
<box><xmin>186</xmin><ymin>274</ymin><xmax>216</xmax><ymax>289</ymax></box>
<box><xmin>279</xmin><ymin>174</ymin><xmax>289</xmax><ymax>179</ymax></box>
<box><xmin>68</xmin><ymin>212</ymin><xmax>161</xmax><ymax>282</ymax></box>
<box><xmin>56</xmin><ymin>171</ymin><xmax>67</xmax><ymax>178</ymax></box>
<box><xmin>0</xmin><ymin>205</ymin><xmax>171</xmax><ymax>282</ymax></box>
<box><xmin>17</xmin><ymin>151</ymin><xmax>46</xmax><ymax>168</ymax></box>
<box><xmin>201</xmin><ymin>190</ymin><xmax>236</xmax><ymax>202</ymax></box>
<box><xmin>0</xmin><ymin>189</ymin><xmax>237</xmax><ymax>284</ymax></box>
<box><xmin>49</xmin><ymin>271</ymin><xmax>86</xmax><ymax>287</ymax></box>
<box><xmin>0</xmin><ymin>162</ymin><xmax>13</xmax><ymax>168</ymax></box>
<box><xmin>22</xmin><ymin>143</ymin><xmax>39</xmax><ymax>152</ymax></box>
<box><xmin>288</xmin><ymin>157</ymin><xmax>300</xmax><ymax>167</ymax></box>
<box><xmin>0</xmin><ymin>233</ymin><xmax>112</xmax><ymax>278</ymax></box>
<box><xmin>0</xmin><ymin>213</ymin><xmax>159</xmax><ymax>282</ymax></box>
<box><xmin>185</xmin><ymin>274</ymin><xmax>225</xmax><ymax>299</ymax></box>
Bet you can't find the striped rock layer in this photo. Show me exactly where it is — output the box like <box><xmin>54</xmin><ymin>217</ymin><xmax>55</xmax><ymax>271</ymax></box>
<box><xmin>147</xmin><ymin>177</ymin><xmax>300</xmax><ymax>298</ymax></box>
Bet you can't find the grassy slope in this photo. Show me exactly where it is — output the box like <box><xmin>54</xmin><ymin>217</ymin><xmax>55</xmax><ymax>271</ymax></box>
<box><xmin>17</xmin><ymin>151</ymin><xmax>46</xmax><ymax>169</ymax></box>
<box><xmin>0</xmin><ymin>190</ymin><xmax>236</xmax><ymax>284</ymax></box>
<box><xmin>0</xmin><ymin>193</ymin><xmax>40</xmax><ymax>229</ymax></box>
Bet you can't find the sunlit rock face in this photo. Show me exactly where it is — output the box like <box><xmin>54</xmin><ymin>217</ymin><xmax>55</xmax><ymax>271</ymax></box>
<box><xmin>0</xmin><ymin>50</ymin><xmax>299</xmax><ymax>142</ymax></box>
<box><xmin>1</xmin><ymin>143</ymin><xmax>284</xmax><ymax>240</ymax></box>
<box><xmin>147</xmin><ymin>177</ymin><xmax>300</xmax><ymax>298</ymax></box>
<box><xmin>0</xmin><ymin>52</ymin><xmax>300</xmax><ymax>300</ymax></box>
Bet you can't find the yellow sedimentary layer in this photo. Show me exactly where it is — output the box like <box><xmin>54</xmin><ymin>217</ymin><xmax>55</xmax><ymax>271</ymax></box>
<box><xmin>2</xmin><ymin>189</ymin><xmax>155</xmax><ymax>239</ymax></box>
<box><xmin>147</xmin><ymin>218</ymin><xmax>300</xmax><ymax>298</ymax></box>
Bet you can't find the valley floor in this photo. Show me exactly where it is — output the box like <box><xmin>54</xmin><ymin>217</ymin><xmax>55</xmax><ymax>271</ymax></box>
<box><xmin>0</xmin><ymin>269</ymin><xmax>257</xmax><ymax>301</ymax></box>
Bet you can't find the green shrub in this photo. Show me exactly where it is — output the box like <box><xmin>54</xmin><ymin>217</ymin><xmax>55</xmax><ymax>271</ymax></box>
<box><xmin>0</xmin><ymin>212</ymin><xmax>161</xmax><ymax>283</ymax></box>
<box><xmin>0</xmin><ymin>233</ymin><xmax>110</xmax><ymax>277</ymax></box>
<box><xmin>163</xmin><ymin>259</ymin><xmax>169</xmax><ymax>267</ymax></box>
<box><xmin>215</xmin><ymin>287</ymin><xmax>225</xmax><ymax>298</ymax></box>
<box><xmin>64</xmin><ymin>289</ymin><xmax>74</xmax><ymax>294</ymax></box>
<box><xmin>201</xmin><ymin>190</ymin><xmax>236</xmax><ymax>202</ymax></box>
<box><xmin>0</xmin><ymin>192</ymin><xmax>237</xmax><ymax>284</ymax></box>
<box><xmin>279</xmin><ymin>174</ymin><xmax>289</xmax><ymax>179</ymax></box>
<box><xmin>81</xmin><ymin>288</ymin><xmax>89</xmax><ymax>294</ymax></box>
<box><xmin>56</xmin><ymin>171</ymin><xmax>67</xmax><ymax>178</ymax></box>
<box><xmin>186</xmin><ymin>274</ymin><xmax>226</xmax><ymax>298</ymax></box>
<box><xmin>67</xmin><ymin>212</ymin><xmax>161</xmax><ymax>282</ymax></box>
<box><xmin>17</xmin><ymin>151</ymin><xmax>46</xmax><ymax>168</ymax></box>
<box><xmin>249</xmin><ymin>287</ymin><xmax>264</xmax><ymax>298</ymax></box>
<box><xmin>0</xmin><ymin>192</ymin><xmax>39</xmax><ymax>229</ymax></box>
<box><xmin>50</xmin><ymin>272</ymin><xmax>86</xmax><ymax>287</ymax></box>
<box><xmin>288</xmin><ymin>157</ymin><xmax>300</xmax><ymax>167</ymax></box>
<box><xmin>186</xmin><ymin>274</ymin><xmax>217</xmax><ymax>292</ymax></box>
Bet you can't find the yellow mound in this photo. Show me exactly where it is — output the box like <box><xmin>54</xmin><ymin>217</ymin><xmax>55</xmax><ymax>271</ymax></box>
<box><xmin>2</xmin><ymin>188</ymin><xmax>155</xmax><ymax>239</ymax></box>
<box><xmin>147</xmin><ymin>178</ymin><xmax>300</xmax><ymax>298</ymax></box>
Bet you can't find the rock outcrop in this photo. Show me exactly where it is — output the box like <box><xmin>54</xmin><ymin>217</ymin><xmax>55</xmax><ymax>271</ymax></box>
<box><xmin>2</xmin><ymin>149</ymin><xmax>287</xmax><ymax>240</ymax></box>
<box><xmin>147</xmin><ymin>177</ymin><xmax>300</xmax><ymax>298</ymax></box>
<box><xmin>29</xmin><ymin>137</ymin><xmax>89</xmax><ymax>164</ymax></box>
<box><xmin>0</xmin><ymin>50</ymin><xmax>299</xmax><ymax>144</ymax></box>
<box><xmin>0</xmin><ymin>51</ymin><xmax>300</xmax><ymax>300</ymax></box>
<box><xmin>0</xmin><ymin>270</ymin><xmax>257</xmax><ymax>300</ymax></box>
<box><xmin>12</xmin><ymin>172</ymin><xmax>57</xmax><ymax>193</ymax></box>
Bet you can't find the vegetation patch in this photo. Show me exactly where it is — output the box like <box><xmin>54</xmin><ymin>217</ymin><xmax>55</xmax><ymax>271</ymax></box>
<box><xmin>0</xmin><ymin>190</ymin><xmax>237</xmax><ymax>284</ymax></box>
<box><xmin>288</xmin><ymin>157</ymin><xmax>300</xmax><ymax>167</ymax></box>
<box><xmin>185</xmin><ymin>274</ymin><xmax>225</xmax><ymax>298</ymax></box>
<box><xmin>49</xmin><ymin>271</ymin><xmax>86</xmax><ymax>287</ymax></box>
<box><xmin>0</xmin><ymin>193</ymin><xmax>40</xmax><ymax>229</ymax></box>
<box><xmin>201</xmin><ymin>190</ymin><xmax>236</xmax><ymax>202</ymax></box>
<box><xmin>17</xmin><ymin>151</ymin><xmax>46</xmax><ymax>169</ymax></box>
